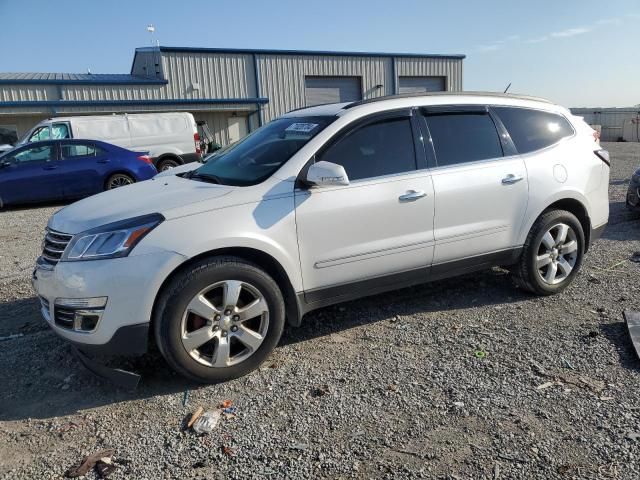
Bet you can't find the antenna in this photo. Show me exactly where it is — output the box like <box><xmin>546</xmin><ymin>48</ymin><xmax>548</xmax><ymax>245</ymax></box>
<box><xmin>146</xmin><ymin>24</ymin><xmax>158</xmax><ymax>47</ymax></box>
<box><xmin>503</xmin><ymin>82</ymin><xmax>512</xmax><ymax>94</ymax></box>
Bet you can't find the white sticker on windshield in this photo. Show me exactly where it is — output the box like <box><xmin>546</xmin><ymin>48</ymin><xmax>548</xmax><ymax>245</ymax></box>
<box><xmin>285</xmin><ymin>123</ymin><xmax>319</xmax><ymax>133</ymax></box>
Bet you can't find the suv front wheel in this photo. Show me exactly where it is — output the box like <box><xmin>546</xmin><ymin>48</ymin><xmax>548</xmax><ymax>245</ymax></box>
<box><xmin>154</xmin><ymin>257</ymin><xmax>285</xmax><ymax>383</ymax></box>
<box><xmin>512</xmin><ymin>209</ymin><xmax>585</xmax><ymax>295</ymax></box>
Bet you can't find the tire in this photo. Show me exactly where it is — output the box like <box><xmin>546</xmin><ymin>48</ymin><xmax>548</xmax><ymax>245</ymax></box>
<box><xmin>512</xmin><ymin>209</ymin><xmax>585</xmax><ymax>295</ymax></box>
<box><xmin>105</xmin><ymin>173</ymin><xmax>135</xmax><ymax>190</ymax></box>
<box><xmin>153</xmin><ymin>256</ymin><xmax>285</xmax><ymax>383</ymax></box>
<box><xmin>157</xmin><ymin>158</ymin><xmax>180</xmax><ymax>171</ymax></box>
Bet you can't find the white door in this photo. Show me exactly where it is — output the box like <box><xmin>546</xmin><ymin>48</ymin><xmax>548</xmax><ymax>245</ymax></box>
<box><xmin>227</xmin><ymin>117</ymin><xmax>248</xmax><ymax>144</ymax></box>
<box><xmin>295</xmin><ymin>112</ymin><xmax>435</xmax><ymax>300</ymax></box>
<box><xmin>422</xmin><ymin>109</ymin><xmax>529</xmax><ymax>264</ymax></box>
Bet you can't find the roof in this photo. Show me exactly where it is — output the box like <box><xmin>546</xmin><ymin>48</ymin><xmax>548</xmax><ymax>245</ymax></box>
<box><xmin>0</xmin><ymin>73</ymin><xmax>167</xmax><ymax>85</ymax></box>
<box><xmin>137</xmin><ymin>45</ymin><xmax>466</xmax><ymax>60</ymax></box>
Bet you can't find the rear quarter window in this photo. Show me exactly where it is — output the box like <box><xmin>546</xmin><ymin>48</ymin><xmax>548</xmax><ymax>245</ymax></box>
<box><xmin>493</xmin><ymin>107</ymin><xmax>574</xmax><ymax>154</ymax></box>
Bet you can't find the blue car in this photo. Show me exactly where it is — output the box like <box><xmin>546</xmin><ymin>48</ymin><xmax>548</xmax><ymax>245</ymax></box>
<box><xmin>0</xmin><ymin>139</ymin><xmax>157</xmax><ymax>207</ymax></box>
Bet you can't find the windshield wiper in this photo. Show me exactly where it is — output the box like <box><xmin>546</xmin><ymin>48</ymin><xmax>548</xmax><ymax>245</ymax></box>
<box><xmin>184</xmin><ymin>170</ymin><xmax>224</xmax><ymax>185</ymax></box>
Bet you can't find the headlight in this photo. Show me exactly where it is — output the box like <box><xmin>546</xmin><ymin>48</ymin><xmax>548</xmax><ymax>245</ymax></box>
<box><xmin>61</xmin><ymin>213</ymin><xmax>164</xmax><ymax>262</ymax></box>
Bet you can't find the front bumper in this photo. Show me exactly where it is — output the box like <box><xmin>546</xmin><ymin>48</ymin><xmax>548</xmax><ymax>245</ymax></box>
<box><xmin>626</xmin><ymin>176</ymin><xmax>640</xmax><ymax>211</ymax></box>
<box><xmin>32</xmin><ymin>250</ymin><xmax>186</xmax><ymax>356</ymax></box>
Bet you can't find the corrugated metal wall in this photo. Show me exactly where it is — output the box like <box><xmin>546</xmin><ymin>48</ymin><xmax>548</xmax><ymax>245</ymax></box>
<box><xmin>161</xmin><ymin>51</ymin><xmax>255</xmax><ymax>100</ymax></box>
<box><xmin>257</xmin><ymin>54</ymin><xmax>392</xmax><ymax>122</ymax></box>
<box><xmin>395</xmin><ymin>57</ymin><xmax>463</xmax><ymax>91</ymax></box>
<box><xmin>571</xmin><ymin>108</ymin><xmax>640</xmax><ymax>142</ymax></box>
<box><xmin>0</xmin><ymin>85</ymin><xmax>59</xmax><ymax>102</ymax></box>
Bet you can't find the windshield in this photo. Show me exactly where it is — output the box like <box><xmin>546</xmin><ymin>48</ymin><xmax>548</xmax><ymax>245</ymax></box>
<box><xmin>189</xmin><ymin>116</ymin><xmax>335</xmax><ymax>186</ymax></box>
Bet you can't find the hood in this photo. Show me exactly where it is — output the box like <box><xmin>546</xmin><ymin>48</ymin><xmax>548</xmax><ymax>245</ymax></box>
<box><xmin>50</xmin><ymin>175</ymin><xmax>233</xmax><ymax>234</ymax></box>
<box><xmin>154</xmin><ymin>162</ymin><xmax>199</xmax><ymax>178</ymax></box>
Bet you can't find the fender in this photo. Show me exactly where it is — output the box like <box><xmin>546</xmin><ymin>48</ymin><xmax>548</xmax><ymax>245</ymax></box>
<box><xmin>517</xmin><ymin>188</ymin><xmax>592</xmax><ymax>246</ymax></box>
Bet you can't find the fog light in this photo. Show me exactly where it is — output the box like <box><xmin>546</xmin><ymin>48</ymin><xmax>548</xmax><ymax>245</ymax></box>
<box><xmin>75</xmin><ymin>311</ymin><xmax>101</xmax><ymax>331</ymax></box>
<box><xmin>55</xmin><ymin>297</ymin><xmax>107</xmax><ymax>309</ymax></box>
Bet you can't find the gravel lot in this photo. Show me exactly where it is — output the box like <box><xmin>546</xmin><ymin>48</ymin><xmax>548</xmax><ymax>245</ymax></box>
<box><xmin>1</xmin><ymin>143</ymin><xmax>640</xmax><ymax>479</ymax></box>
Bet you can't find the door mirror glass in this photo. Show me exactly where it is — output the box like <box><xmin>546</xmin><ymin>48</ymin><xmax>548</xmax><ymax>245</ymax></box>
<box><xmin>306</xmin><ymin>161</ymin><xmax>350</xmax><ymax>187</ymax></box>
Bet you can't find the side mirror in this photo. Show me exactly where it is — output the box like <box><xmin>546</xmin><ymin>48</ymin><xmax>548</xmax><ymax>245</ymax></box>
<box><xmin>0</xmin><ymin>160</ymin><xmax>11</xmax><ymax>169</ymax></box>
<box><xmin>306</xmin><ymin>161</ymin><xmax>349</xmax><ymax>187</ymax></box>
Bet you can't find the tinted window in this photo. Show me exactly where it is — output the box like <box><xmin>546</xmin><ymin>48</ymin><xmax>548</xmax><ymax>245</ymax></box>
<box><xmin>320</xmin><ymin>117</ymin><xmax>416</xmax><ymax>181</ymax></box>
<box><xmin>425</xmin><ymin>113</ymin><xmax>503</xmax><ymax>166</ymax></box>
<box><xmin>61</xmin><ymin>142</ymin><xmax>96</xmax><ymax>159</ymax></box>
<box><xmin>12</xmin><ymin>145</ymin><xmax>54</xmax><ymax>164</ymax></box>
<box><xmin>493</xmin><ymin>107</ymin><xmax>574</xmax><ymax>153</ymax></box>
<box><xmin>193</xmin><ymin>116</ymin><xmax>334</xmax><ymax>186</ymax></box>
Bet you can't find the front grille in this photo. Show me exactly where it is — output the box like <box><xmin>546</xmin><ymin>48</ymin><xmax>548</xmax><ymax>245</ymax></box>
<box><xmin>40</xmin><ymin>229</ymin><xmax>73</xmax><ymax>267</ymax></box>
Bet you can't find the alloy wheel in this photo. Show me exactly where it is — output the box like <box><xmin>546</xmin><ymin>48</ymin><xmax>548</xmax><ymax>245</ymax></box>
<box><xmin>535</xmin><ymin>223</ymin><xmax>578</xmax><ymax>285</ymax></box>
<box><xmin>108</xmin><ymin>175</ymin><xmax>133</xmax><ymax>189</ymax></box>
<box><xmin>180</xmin><ymin>280</ymin><xmax>269</xmax><ymax>367</ymax></box>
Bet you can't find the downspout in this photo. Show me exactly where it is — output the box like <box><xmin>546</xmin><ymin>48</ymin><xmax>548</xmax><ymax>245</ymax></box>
<box><xmin>391</xmin><ymin>57</ymin><xmax>397</xmax><ymax>95</ymax></box>
<box><xmin>252</xmin><ymin>53</ymin><xmax>263</xmax><ymax>127</ymax></box>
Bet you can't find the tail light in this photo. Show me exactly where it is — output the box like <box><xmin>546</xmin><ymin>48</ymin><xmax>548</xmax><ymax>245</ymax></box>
<box><xmin>194</xmin><ymin>132</ymin><xmax>201</xmax><ymax>157</ymax></box>
<box><xmin>594</xmin><ymin>149</ymin><xmax>610</xmax><ymax>166</ymax></box>
<box><xmin>137</xmin><ymin>155</ymin><xmax>153</xmax><ymax>165</ymax></box>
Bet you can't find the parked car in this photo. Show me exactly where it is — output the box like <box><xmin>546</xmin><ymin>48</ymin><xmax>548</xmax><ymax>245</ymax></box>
<box><xmin>32</xmin><ymin>92</ymin><xmax>610</xmax><ymax>383</ymax></box>
<box><xmin>627</xmin><ymin>166</ymin><xmax>640</xmax><ymax>211</ymax></box>
<box><xmin>17</xmin><ymin>112</ymin><xmax>201</xmax><ymax>171</ymax></box>
<box><xmin>0</xmin><ymin>139</ymin><xmax>156</xmax><ymax>207</ymax></box>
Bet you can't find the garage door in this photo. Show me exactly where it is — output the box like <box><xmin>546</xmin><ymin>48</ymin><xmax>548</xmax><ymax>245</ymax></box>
<box><xmin>305</xmin><ymin>76</ymin><xmax>362</xmax><ymax>106</ymax></box>
<box><xmin>398</xmin><ymin>76</ymin><xmax>446</xmax><ymax>94</ymax></box>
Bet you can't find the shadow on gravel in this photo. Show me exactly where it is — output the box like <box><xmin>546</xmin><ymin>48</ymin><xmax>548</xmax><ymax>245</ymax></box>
<box><xmin>0</xmin><ymin>296</ymin><xmax>48</xmax><ymax>336</ymax></box>
<box><xmin>0</xmin><ymin>268</ymin><xmax>528</xmax><ymax>421</ymax></box>
<box><xmin>598</xmin><ymin>322</ymin><xmax>640</xmax><ymax>372</ymax></box>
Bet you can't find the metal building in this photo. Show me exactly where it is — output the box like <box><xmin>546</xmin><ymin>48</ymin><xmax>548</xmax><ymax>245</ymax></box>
<box><xmin>0</xmin><ymin>46</ymin><xmax>464</xmax><ymax>146</ymax></box>
<box><xmin>570</xmin><ymin>107</ymin><xmax>640</xmax><ymax>142</ymax></box>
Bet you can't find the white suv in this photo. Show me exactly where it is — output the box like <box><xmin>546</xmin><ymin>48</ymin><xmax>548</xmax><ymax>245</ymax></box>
<box><xmin>32</xmin><ymin>93</ymin><xmax>610</xmax><ymax>383</ymax></box>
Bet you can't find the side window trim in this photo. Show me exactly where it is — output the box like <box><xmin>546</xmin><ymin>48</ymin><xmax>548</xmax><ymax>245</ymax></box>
<box><xmin>313</xmin><ymin>108</ymin><xmax>419</xmax><ymax>184</ymax></box>
<box><xmin>420</xmin><ymin>107</ymin><xmax>506</xmax><ymax>168</ymax></box>
<box><xmin>488</xmin><ymin>107</ymin><xmax>518</xmax><ymax>157</ymax></box>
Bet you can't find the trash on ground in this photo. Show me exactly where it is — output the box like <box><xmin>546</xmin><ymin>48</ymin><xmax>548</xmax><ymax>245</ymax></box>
<box><xmin>65</xmin><ymin>448</ymin><xmax>115</xmax><ymax>478</ymax></box>
<box><xmin>221</xmin><ymin>445</ymin><xmax>235</xmax><ymax>456</ymax></box>
<box><xmin>536</xmin><ymin>381</ymin><xmax>557</xmax><ymax>390</ymax></box>
<box><xmin>182</xmin><ymin>389</ymin><xmax>190</xmax><ymax>407</ymax></box>
<box><xmin>623</xmin><ymin>310</ymin><xmax>640</xmax><ymax>360</ymax></box>
<box><xmin>474</xmin><ymin>349</ymin><xmax>487</xmax><ymax>359</ymax></box>
<box><xmin>187</xmin><ymin>406</ymin><xmax>204</xmax><ymax>429</ymax></box>
<box><xmin>561</xmin><ymin>358</ymin><xmax>575</xmax><ymax>370</ymax></box>
<box><xmin>310</xmin><ymin>384</ymin><xmax>330</xmax><ymax>397</ymax></box>
<box><xmin>0</xmin><ymin>333</ymin><xmax>24</xmax><ymax>342</ymax></box>
<box><xmin>220</xmin><ymin>399</ymin><xmax>233</xmax><ymax>408</ymax></box>
<box><xmin>192</xmin><ymin>410</ymin><xmax>221</xmax><ymax>435</ymax></box>
<box><xmin>222</xmin><ymin>406</ymin><xmax>237</xmax><ymax>416</ymax></box>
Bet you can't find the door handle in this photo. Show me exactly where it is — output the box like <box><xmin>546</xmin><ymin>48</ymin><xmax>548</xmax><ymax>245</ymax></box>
<box><xmin>399</xmin><ymin>190</ymin><xmax>427</xmax><ymax>202</ymax></box>
<box><xmin>502</xmin><ymin>174</ymin><xmax>524</xmax><ymax>185</ymax></box>
<box><xmin>97</xmin><ymin>159</ymin><xmax>110</xmax><ymax>164</ymax></box>
<box><xmin>43</xmin><ymin>165</ymin><xmax>57</xmax><ymax>170</ymax></box>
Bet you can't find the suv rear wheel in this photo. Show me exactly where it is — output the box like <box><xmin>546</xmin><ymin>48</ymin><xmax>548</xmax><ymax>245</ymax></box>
<box><xmin>154</xmin><ymin>256</ymin><xmax>285</xmax><ymax>383</ymax></box>
<box><xmin>512</xmin><ymin>209</ymin><xmax>585</xmax><ymax>295</ymax></box>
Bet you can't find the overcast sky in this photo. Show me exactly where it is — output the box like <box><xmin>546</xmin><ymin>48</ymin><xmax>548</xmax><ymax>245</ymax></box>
<box><xmin>1</xmin><ymin>0</ymin><xmax>638</xmax><ymax>107</ymax></box>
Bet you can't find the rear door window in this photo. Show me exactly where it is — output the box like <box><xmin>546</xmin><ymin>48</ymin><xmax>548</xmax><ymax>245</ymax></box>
<box><xmin>319</xmin><ymin>116</ymin><xmax>417</xmax><ymax>181</ymax></box>
<box><xmin>424</xmin><ymin>112</ymin><xmax>503</xmax><ymax>167</ymax></box>
<box><xmin>61</xmin><ymin>142</ymin><xmax>96</xmax><ymax>159</ymax></box>
<box><xmin>492</xmin><ymin>107</ymin><xmax>574</xmax><ymax>153</ymax></box>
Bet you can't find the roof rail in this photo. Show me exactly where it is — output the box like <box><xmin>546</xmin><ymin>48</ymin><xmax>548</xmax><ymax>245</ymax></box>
<box><xmin>343</xmin><ymin>91</ymin><xmax>553</xmax><ymax>109</ymax></box>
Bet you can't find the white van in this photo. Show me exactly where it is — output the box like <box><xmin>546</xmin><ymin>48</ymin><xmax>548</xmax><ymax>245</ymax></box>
<box><xmin>19</xmin><ymin>112</ymin><xmax>202</xmax><ymax>171</ymax></box>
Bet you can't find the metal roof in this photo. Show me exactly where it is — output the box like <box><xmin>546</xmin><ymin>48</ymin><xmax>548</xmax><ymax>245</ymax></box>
<box><xmin>137</xmin><ymin>46</ymin><xmax>466</xmax><ymax>60</ymax></box>
<box><xmin>0</xmin><ymin>73</ymin><xmax>167</xmax><ymax>85</ymax></box>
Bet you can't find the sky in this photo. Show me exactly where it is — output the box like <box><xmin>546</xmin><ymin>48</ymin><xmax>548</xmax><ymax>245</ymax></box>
<box><xmin>1</xmin><ymin>0</ymin><xmax>639</xmax><ymax>107</ymax></box>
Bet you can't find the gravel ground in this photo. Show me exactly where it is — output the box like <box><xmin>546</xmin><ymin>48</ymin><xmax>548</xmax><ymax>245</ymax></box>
<box><xmin>1</xmin><ymin>143</ymin><xmax>640</xmax><ymax>479</ymax></box>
